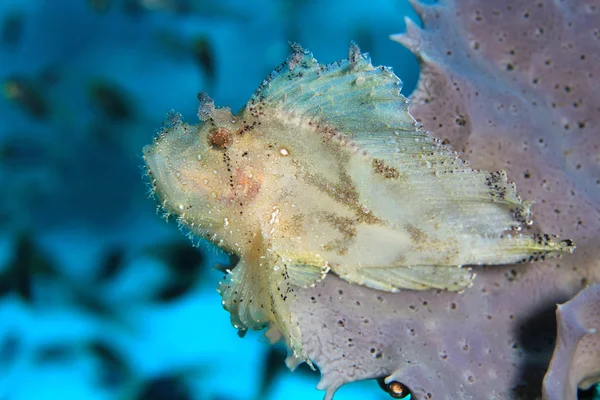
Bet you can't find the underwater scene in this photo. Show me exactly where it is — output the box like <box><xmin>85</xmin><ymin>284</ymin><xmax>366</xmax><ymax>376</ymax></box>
<box><xmin>1</xmin><ymin>0</ymin><xmax>599</xmax><ymax>399</ymax></box>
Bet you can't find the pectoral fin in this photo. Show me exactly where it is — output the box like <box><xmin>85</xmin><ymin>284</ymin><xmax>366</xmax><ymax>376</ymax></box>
<box><xmin>277</xmin><ymin>251</ymin><xmax>330</xmax><ymax>288</ymax></box>
<box><xmin>217</xmin><ymin>232</ymin><xmax>272</xmax><ymax>332</ymax></box>
<box><xmin>217</xmin><ymin>232</ymin><xmax>316</xmax><ymax>369</ymax></box>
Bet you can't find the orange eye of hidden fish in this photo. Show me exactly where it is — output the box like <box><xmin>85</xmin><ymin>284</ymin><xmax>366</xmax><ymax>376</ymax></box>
<box><xmin>378</xmin><ymin>378</ymin><xmax>412</xmax><ymax>399</ymax></box>
<box><xmin>209</xmin><ymin>127</ymin><xmax>232</xmax><ymax>149</ymax></box>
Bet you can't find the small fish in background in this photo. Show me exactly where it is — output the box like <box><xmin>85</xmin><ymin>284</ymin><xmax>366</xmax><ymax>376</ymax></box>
<box><xmin>45</xmin><ymin>247</ymin><xmax>131</xmax><ymax>323</ymax></box>
<box><xmin>88</xmin><ymin>242</ymin><xmax>204</xmax><ymax>308</ymax></box>
<box><xmin>95</xmin><ymin>246</ymin><xmax>127</xmax><ymax>284</ymax></box>
<box><xmin>256</xmin><ymin>346</ymin><xmax>288</xmax><ymax>400</ymax></box>
<box><xmin>71</xmin><ymin>286</ymin><xmax>121</xmax><ymax>322</ymax></box>
<box><xmin>0</xmin><ymin>234</ymin><xmax>58</xmax><ymax>304</ymax></box>
<box><xmin>87</xmin><ymin>80</ymin><xmax>134</xmax><ymax>122</ymax></box>
<box><xmin>191</xmin><ymin>36</ymin><xmax>215</xmax><ymax>89</ymax></box>
<box><xmin>143</xmin><ymin>241</ymin><xmax>206</xmax><ymax>303</ymax></box>
<box><xmin>1</xmin><ymin>12</ymin><xmax>24</xmax><ymax>49</ymax></box>
<box><xmin>143</xmin><ymin>43</ymin><xmax>574</xmax><ymax>369</ymax></box>
<box><xmin>87</xmin><ymin>339</ymin><xmax>133</xmax><ymax>389</ymax></box>
<box><xmin>0</xmin><ymin>236</ymin><xmax>122</xmax><ymax>321</ymax></box>
<box><xmin>2</xmin><ymin>76</ymin><xmax>50</xmax><ymax>120</ymax></box>
<box><xmin>135</xmin><ymin>373</ymin><xmax>193</xmax><ymax>400</ymax></box>
<box><xmin>255</xmin><ymin>345</ymin><xmax>317</xmax><ymax>400</ymax></box>
<box><xmin>32</xmin><ymin>339</ymin><xmax>134</xmax><ymax>390</ymax></box>
<box><xmin>153</xmin><ymin>31</ymin><xmax>216</xmax><ymax>90</ymax></box>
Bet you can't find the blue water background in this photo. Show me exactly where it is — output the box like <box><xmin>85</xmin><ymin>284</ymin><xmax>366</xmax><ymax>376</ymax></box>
<box><xmin>0</xmin><ymin>1</ymin><xmax>421</xmax><ymax>399</ymax></box>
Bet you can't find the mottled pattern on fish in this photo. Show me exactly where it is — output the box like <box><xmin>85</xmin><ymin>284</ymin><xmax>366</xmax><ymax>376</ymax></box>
<box><xmin>142</xmin><ymin>44</ymin><xmax>574</xmax><ymax>366</ymax></box>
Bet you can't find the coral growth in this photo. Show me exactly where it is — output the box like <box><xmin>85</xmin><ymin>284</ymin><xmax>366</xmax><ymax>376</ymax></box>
<box><xmin>543</xmin><ymin>284</ymin><xmax>600</xmax><ymax>400</ymax></box>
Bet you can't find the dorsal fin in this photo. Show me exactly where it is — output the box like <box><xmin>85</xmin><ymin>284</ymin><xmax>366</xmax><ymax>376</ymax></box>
<box><xmin>239</xmin><ymin>43</ymin><xmax>533</xmax><ymax>229</ymax></box>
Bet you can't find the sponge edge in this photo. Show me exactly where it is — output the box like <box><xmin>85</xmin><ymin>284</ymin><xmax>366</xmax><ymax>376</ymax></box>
<box><xmin>543</xmin><ymin>284</ymin><xmax>600</xmax><ymax>400</ymax></box>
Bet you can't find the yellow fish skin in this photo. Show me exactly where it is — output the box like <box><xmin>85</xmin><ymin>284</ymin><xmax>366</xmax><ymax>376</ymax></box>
<box><xmin>142</xmin><ymin>43</ymin><xmax>574</xmax><ymax>367</ymax></box>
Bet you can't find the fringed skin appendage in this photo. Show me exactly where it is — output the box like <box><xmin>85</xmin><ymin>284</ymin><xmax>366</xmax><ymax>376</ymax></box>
<box><xmin>217</xmin><ymin>231</ymin><xmax>315</xmax><ymax>369</ymax></box>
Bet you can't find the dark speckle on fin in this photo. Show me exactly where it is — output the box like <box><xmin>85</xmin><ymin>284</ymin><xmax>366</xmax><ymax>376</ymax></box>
<box><xmin>287</xmin><ymin>42</ymin><xmax>307</xmax><ymax>71</ymax></box>
<box><xmin>197</xmin><ymin>92</ymin><xmax>215</xmax><ymax>122</ymax></box>
<box><xmin>348</xmin><ymin>41</ymin><xmax>362</xmax><ymax>69</ymax></box>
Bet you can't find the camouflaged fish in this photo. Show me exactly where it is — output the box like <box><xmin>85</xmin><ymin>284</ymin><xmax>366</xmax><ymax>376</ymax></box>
<box><xmin>142</xmin><ymin>43</ymin><xmax>574</xmax><ymax>367</ymax></box>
